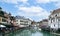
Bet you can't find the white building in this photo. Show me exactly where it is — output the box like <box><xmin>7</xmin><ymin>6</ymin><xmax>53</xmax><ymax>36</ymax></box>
<box><xmin>48</xmin><ymin>8</ymin><xmax>60</xmax><ymax>30</ymax></box>
<box><xmin>15</xmin><ymin>16</ymin><xmax>31</xmax><ymax>27</ymax></box>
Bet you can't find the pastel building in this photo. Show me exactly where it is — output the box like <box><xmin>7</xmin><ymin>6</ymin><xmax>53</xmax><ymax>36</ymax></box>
<box><xmin>15</xmin><ymin>16</ymin><xmax>31</xmax><ymax>27</ymax></box>
<box><xmin>0</xmin><ymin>11</ymin><xmax>11</xmax><ymax>25</ymax></box>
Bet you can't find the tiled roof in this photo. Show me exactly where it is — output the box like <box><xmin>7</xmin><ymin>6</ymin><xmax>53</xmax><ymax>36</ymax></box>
<box><xmin>42</xmin><ymin>19</ymin><xmax>48</xmax><ymax>22</ymax></box>
<box><xmin>51</xmin><ymin>8</ymin><xmax>60</xmax><ymax>15</ymax></box>
<box><xmin>15</xmin><ymin>16</ymin><xmax>30</xmax><ymax>20</ymax></box>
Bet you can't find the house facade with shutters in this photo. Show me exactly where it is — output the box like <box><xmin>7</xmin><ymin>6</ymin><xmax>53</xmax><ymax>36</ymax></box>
<box><xmin>48</xmin><ymin>8</ymin><xmax>60</xmax><ymax>30</ymax></box>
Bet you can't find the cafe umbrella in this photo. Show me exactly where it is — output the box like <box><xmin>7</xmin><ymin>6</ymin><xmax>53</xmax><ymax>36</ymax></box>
<box><xmin>0</xmin><ymin>25</ymin><xmax>6</xmax><ymax>36</ymax></box>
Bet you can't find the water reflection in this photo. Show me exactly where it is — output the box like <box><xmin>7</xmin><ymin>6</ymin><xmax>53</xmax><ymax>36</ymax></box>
<box><xmin>17</xmin><ymin>30</ymin><xmax>31</xmax><ymax>36</ymax></box>
<box><xmin>1</xmin><ymin>28</ymin><xmax>59</xmax><ymax>36</ymax></box>
<box><xmin>42</xmin><ymin>31</ymin><xmax>51</xmax><ymax>36</ymax></box>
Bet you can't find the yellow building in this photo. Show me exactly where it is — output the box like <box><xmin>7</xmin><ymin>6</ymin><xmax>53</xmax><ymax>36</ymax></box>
<box><xmin>0</xmin><ymin>11</ymin><xmax>11</xmax><ymax>25</ymax></box>
<box><xmin>0</xmin><ymin>17</ymin><xmax>2</xmax><ymax>23</ymax></box>
<box><xmin>0</xmin><ymin>16</ymin><xmax>7</xmax><ymax>24</ymax></box>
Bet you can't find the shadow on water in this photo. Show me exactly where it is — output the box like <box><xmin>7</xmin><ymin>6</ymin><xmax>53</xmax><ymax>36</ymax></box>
<box><xmin>39</xmin><ymin>31</ymin><xmax>52</xmax><ymax>36</ymax></box>
<box><xmin>39</xmin><ymin>30</ymin><xmax>60</xmax><ymax>36</ymax></box>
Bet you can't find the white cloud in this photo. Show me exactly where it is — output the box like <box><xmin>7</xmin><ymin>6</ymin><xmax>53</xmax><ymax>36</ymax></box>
<box><xmin>54</xmin><ymin>0</ymin><xmax>60</xmax><ymax>8</ymax></box>
<box><xmin>35</xmin><ymin>0</ymin><xmax>60</xmax><ymax>4</ymax></box>
<box><xmin>50</xmin><ymin>0</ymin><xmax>59</xmax><ymax>2</ymax></box>
<box><xmin>48</xmin><ymin>0</ymin><xmax>60</xmax><ymax>9</ymax></box>
<box><xmin>1</xmin><ymin>0</ymin><xmax>60</xmax><ymax>9</ymax></box>
<box><xmin>18</xmin><ymin>6</ymin><xmax>43</xmax><ymax>13</ymax></box>
<box><xmin>35</xmin><ymin>0</ymin><xmax>60</xmax><ymax>9</ymax></box>
<box><xmin>17</xmin><ymin>6</ymin><xmax>50</xmax><ymax>21</ymax></box>
<box><xmin>18</xmin><ymin>0</ymin><xmax>28</xmax><ymax>3</ymax></box>
<box><xmin>0</xmin><ymin>0</ymin><xmax>52</xmax><ymax>21</ymax></box>
<box><xmin>35</xmin><ymin>0</ymin><xmax>50</xmax><ymax>4</ymax></box>
<box><xmin>0</xmin><ymin>0</ymin><xmax>28</xmax><ymax>4</ymax></box>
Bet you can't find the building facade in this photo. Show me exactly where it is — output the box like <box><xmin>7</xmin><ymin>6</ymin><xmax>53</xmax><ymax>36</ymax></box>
<box><xmin>38</xmin><ymin>19</ymin><xmax>49</xmax><ymax>31</ymax></box>
<box><xmin>39</xmin><ymin>19</ymin><xmax>48</xmax><ymax>27</ymax></box>
<box><xmin>0</xmin><ymin>11</ymin><xmax>11</xmax><ymax>25</ymax></box>
<box><xmin>15</xmin><ymin>16</ymin><xmax>31</xmax><ymax>27</ymax></box>
<box><xmin>0</xmin><ymin>8</ymin><xmax>17</xmax><ymax>26</ymax></box>
<box><xmin>48</xmin><ymin>8</ymin><xmax>60</xmax><ymax>30</ymax></box>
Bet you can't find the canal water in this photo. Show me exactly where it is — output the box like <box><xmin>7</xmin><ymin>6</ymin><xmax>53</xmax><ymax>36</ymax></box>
<box><xmin>0</xmin><ymin>28</ymin><xmax>59</xmax><ymax>36</ymax></box>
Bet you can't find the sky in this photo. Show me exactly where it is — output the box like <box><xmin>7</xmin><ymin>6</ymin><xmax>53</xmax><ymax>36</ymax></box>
<box><xmin>0</xmin><ymin>0</ymin><xmax>60</xmax><ymax>22</ymax></box>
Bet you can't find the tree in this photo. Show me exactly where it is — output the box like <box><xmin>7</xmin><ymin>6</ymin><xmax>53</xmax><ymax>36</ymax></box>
<box><xmin>31</xmin><ymin>20</ymin><xmax>35</xmax><ymax>24</ymax></box>
<box><xmin>0</xmin><ymin>7</ymin><xmax>2</xmax><ymax>9</ymax></box>
<box><xmin>10</xmin><ymin>16</ymin><xmax>15</xmax><ymax>21</ymax></box>
<box><xmin>0</xmin><ymin>7</ymin><xmax>4</xmax><ymax>17</ymax></box>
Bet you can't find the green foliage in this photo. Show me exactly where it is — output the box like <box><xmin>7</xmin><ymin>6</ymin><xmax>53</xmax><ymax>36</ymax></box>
<box><xmin>0</xmin><ymin>10</ymin><xmax>4</xmax><ymax>17</ymax></box>
<box><xmin>0</xmin><ymin>7</ymin><xmax>2</xmax><ymax>9</ymax></box>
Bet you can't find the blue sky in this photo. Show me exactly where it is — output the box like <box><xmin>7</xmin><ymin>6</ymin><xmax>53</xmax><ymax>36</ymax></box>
<box><xmin>0</xmin><ymin>0</ymin><xmax>60</xmax><ymax>22</ymax></box>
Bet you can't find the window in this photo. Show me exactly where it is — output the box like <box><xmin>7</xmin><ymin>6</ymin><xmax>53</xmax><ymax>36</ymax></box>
<box><xmin>51</xmin><ymin>18</ymin><xmax>55</xmax><ymax>23</ymax></box>
<box><xmin>55</xmin><ymin>14</ymin><xmax>57</xmax><ymax>17</ymax></box>
<box><xmin>2</xmin><ymin>19</ymin><xmax>6</xmax><ymax>22</ymax></box>
<box><xmin>20</xmin><ymin>20</ymin><xmax>24</xmax><ymax>22</ymax></box>
<box><xmin>51</xmin><ymin>20</ymin><xmax>52</xmax><ymax>23</ymax></box>
<box><xmin>57</xmin><ymin>19</ymin><xmax>58</xmax><ymax>22</ymax></box>
<box><xmin>49</xmin><ymin>17</ymin><xmax>51</xmax><ymax>20</ymax></box>
<box><xmin>51</xmin><ymin>19</ymin><xmax>53</xmax><ymax>23</ymax></box>
<box><xmin>59</xmin><ymin>13</ymin><xmax>60</xmax><ymax>15</ymax></box>
<box><xmin>24</xmin><ymin>21</ymin><xmax>28</xmax><ymax>23</ymax></box>
<box><xmin>16</xmin><ymin>20</ymin><xmax>18</xmax><ymax>22</ymax></box>
<box><xmin>58</xmin><ymin>18</ymin><xmax>60</xmax><ymax>21</ymax></box>
<box><xmin>53</xmin><ymin>19</ymin><xmax>55</xmax><ymax>22</ymax></box>
<box><xmin>49</xmin><ymin>18</ymin><xmax>50</xmax><ymax>20</ymax></box>
<box><xmin>54</xmin><ymin>24</ymin><xmax>55</xmax><ymax>27</ymax></box>
<box><xmin>0</xmin><ymin>18</ymin><xmax>1</xmax><ymax>21</ymax></box>
<box><xmin>58</xmin><ymin>18</ymin><xmax>60</xmax><ymax>22</ymax></box>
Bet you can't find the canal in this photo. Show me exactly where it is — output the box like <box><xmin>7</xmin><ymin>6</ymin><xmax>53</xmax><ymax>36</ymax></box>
<box><xmin>0</xmin><ymin>28</ymin><xmax>59</xmax><ymax>36</ymax></box>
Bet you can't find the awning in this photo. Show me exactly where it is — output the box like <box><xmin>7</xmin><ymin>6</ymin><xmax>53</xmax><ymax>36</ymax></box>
<box><xmin>0</xmin><ymin>23</ymin><xmax>13</xmax><ymax>28</ymax></box>
<box><xmin>0</xmin><ymin>25</ymin><xmax>6</xmax><ymax>27</ymax></box>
